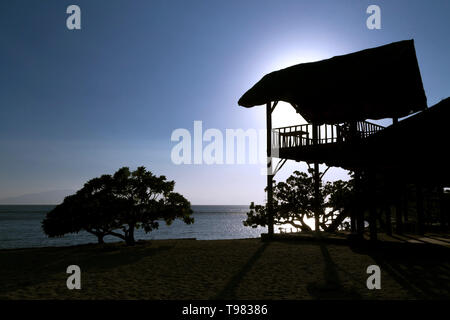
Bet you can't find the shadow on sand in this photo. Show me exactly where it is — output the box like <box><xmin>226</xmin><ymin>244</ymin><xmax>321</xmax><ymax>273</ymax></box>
<box><xmin>214</xmin><ymin>242</ymin><xmax>270</xmax><ymax>299</ymax></box>
<box><xmin>355</xmin><ymin>244</ymin><xmax>450</xmax><ymax>299</ymax></box>
<box><xmin>306</xmin><ymin>243</ymin><xmax>362</xmax><ymax>299</ymax></box>
<box><xmin>0</xmin><ymin>241</ymin><xmax>172</xmax><ymax>297</ymax></box>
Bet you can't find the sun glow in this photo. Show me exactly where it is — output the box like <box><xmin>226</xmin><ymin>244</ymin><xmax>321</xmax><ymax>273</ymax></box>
<box><xmin>276</xmin><ymin>217</ymin><xmax>316</xmax><ymax>233</ymax></box>
<box><xmin>267</xmin><ymin>49</ymin><xmax>331</xmax><ymax>128</ymax></box>
<box><xmin>272</xmin><ymin>101</ymin><xmax>306</xmax><ymax>128</ymax></box>
<box><xmin>269</xmin><ymin>49</ymin><xmax>330</xmax><ymax>71</ymax></box>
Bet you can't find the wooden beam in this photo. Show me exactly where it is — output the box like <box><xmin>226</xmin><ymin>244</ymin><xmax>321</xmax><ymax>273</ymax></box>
<box><xmin>273</xmin><ymin>159</ymin><xmax>287</xmax><ymax>177</ymax></box>
<box><xmin>320</xmin><ymin>166</ymin><xmax>331</xmax><ymax>180</ymax></box>
<box><xmin>271</xmin><ymin>101</ymin><xmax>278</xmax><ymax>113</ymax></box>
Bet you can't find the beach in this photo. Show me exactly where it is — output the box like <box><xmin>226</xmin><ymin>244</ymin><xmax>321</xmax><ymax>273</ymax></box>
<box><xmin>1</xmin><ymin>238</ymin><xmax>449</xmax><ymax>300</ymax></box>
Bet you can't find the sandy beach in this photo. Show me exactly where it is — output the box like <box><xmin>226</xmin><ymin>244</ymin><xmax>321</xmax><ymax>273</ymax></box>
<box><xmin>1</xmin><ymin>238</ymin><xmax>449</xmax><ymax>300</ymax></box>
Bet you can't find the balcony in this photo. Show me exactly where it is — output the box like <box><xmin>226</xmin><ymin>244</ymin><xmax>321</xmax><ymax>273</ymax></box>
<box><xmin>272</xmin><ymin>121</ymin><xmax>385</xmax><ymax>150</ymax></box>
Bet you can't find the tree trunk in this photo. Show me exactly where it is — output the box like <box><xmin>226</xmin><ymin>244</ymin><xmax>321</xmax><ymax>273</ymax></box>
<box><xmin>325</xmin><ymin>209</ymin><xmax>349</xmax><ymax>233</ymax></box>
<box><xmin>87</xmin><ymin>229</ymin><xmax>105</xmax><ymax>245</ymax></box>
<box><xmin>125</xmin><ymin>224</ymin><xmax>136</xmax><ymax>246</ymax></box>
<box><xmin>97</xmin><ymin>234</ymin><xmax>105</xmax><ymax>244</ymax></box>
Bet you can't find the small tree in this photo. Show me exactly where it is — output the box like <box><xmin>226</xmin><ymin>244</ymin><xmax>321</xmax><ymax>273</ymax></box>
<box><xmin>107</xmin><ymin>167</ymin><xmax>194</xmax><ymax>245</ymax></box>
<box><xmin>42</xmin><ymin>166</ymin><xmax>193</xmax><ymax>245</ymax></box>
<box><xmin>243</xmin><ymin>169</ymin><xmax>353</xmax><ymax>232</ymax></box>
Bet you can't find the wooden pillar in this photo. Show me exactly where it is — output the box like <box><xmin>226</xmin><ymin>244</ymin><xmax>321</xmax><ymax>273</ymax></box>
<box><xmin>385</xmin><ymin>205</ymin><xmax>392</xmax><ymax>236</ymax></box>
<box><xmin>438</xmin><ymin>186</ymin><xmax>448</xmax><ymax>233</ymax></box>
<box><xmin>266</xmin><ymin>102</ymin><xmax>274</xmax><ymax>236</ymax></box>
<box><xmin>312</xmin><ymin>123</ymin><xmax>320</xmax><ymax>233</ymax></box>
<box><xmin>368</xmin><ymin>170</ymin><xmax>377</xmax><ymax>241</ymax></box>
<box><xmin>354</xmin><ymin>170</ymin><xmax>364</xmax><ymax>237</ymax></box>
<box><xmin>395</xmin><ymin>187</ymin><xmax>404</xmax><ymax>234</ymax></box>
<box><xmin>314</xmin><ymin>161</ymin><xmax>320</xmax><ymax>233</ymax></box>
<box><xmin>416</xmin><ymin>183</ymin><xmax>425</xmax><ymax>235</ymax></box>
<box><xmin>393</xmin><ymin>177</ymin><xmax>404</xmax><ymax>234</ymax></box>
<box><xmin>350</xmin><ymin>207</ymin><xmax>357</xmax><ymax>233</ymax></box>
<box><xmin>404</xmin><ymin>187</ymin><xmax>409</xmax><ymax>223</ymax></box>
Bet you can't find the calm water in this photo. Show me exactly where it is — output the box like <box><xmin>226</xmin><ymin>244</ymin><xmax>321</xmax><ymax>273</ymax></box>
<box><xmin>0</xmin><ymin>205</ymin><xmax>267</xmax><ymax>249</ymax></box>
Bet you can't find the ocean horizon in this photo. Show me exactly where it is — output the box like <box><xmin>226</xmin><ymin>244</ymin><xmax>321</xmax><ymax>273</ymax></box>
<box><xmin>0</xmin><ymin>205</ymin><xmax>268</xmax><ymax>249</ymax></box>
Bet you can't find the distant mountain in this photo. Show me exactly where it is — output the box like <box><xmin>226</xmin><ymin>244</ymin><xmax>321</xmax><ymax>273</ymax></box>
<box><xmin>0</xmin><ymin>190</ymin><xmax>75</xmax><ymax>205</ymax></box>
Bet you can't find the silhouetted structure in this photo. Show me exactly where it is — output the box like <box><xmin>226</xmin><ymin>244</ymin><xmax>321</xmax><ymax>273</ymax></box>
<box><xmin>239</xmin><ymin>40</ymin><xmax>448</xmax><ymax>239</ymax></box>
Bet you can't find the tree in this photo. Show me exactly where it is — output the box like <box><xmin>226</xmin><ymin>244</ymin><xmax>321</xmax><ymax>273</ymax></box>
<box><xmin>42</xmin><ymin>166</ymin><xmax>193</xmax><ymax>245</ymax></box>
<box><xmin>106</xmin><ymin>166</ymin><xmax>194</xmax><ymax>245</ymax></box>
<box><xmin>243</xmin><ymin>169</ymin><xmax>354</xmax><ymax>232</ymax></box>
<box><xmin>42</xmin><ymin>174</ymin><xmax>125</xmax><ymax>244</ymax></box>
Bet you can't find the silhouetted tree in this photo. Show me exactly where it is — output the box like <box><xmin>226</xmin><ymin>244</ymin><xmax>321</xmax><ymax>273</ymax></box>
<box><xmin>243</xmin><ymin>169</ymin><xmax>353</xmax><ymax>232</ymax></box>
<box><xmin>42</xmin><ymin>174</ymin><xmax>125</xmax><ymax>244</ymax></box>
<box><xmin>106</xmin><ymin>167</ymin><xmax>194</xmax><ymax>245</ymax></box>
<box><xmin>42</xmin><ymin>166</ymin><xmax>193</xmax><ymax>245</ymax></box>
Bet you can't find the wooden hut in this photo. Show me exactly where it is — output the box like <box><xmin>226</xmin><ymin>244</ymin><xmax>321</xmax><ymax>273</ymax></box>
<box><xmin>238</xmin><ymin>39</ymin><xmax>432</xmax><ymax>239</ymax></box>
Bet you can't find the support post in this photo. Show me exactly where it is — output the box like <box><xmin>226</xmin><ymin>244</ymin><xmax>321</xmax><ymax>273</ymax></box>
<box><xmin>368</xmin><ymin>170</ymin><xmax>377</xmax><ymax>241</ymax></box>
<box><xmin>416</xmin><ymin>183</ymin><xmax>425</xmax><ymax>235</ymax></box>
<box><xmin>438</xmin><ymin>186</ymin><xmax>448</xmax><ymax>233</ymax></box>
<box><xmin>312</xmin><ymin>123</ymin><xmax>320</xmax><ymax>233</ymax></box>
<box><xmin>395</xmin><ymin>182</ymin><xmax>404</xmax><ymax>234</ymax></box>
<box><xmin>350</xmin><ymin>208</ymin><xmax>357</xmax><ymax>233</ymax></box>
<box><xmin>404</xmin><ymin>187</ymin><xmax>409</xmax><ymax>223</ymax></box>
<box><xmin>266</xmin><ymin>102</ymin><xmax>274</xmax><ymax>236</ymax></box>
<box><xmin>354</xmin><ymin>170</ymin><xmax>364</xmax><ymax>238</ymax></box>
<box><xmin>385</xmin><ymin>205</ymin><xmax>392</xmax><ymax>236</ymax></box>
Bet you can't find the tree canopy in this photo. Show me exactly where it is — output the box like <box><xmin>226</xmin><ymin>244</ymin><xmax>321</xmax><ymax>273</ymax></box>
<box><xmin>42</xmin><ymin>166</ymin><xmax>193</xmax><ymax>245</ymax></box>
<box><xmin>243</xmin><ymin>169</ymin><xmax>354</xmax><ymax>232</ymax></box>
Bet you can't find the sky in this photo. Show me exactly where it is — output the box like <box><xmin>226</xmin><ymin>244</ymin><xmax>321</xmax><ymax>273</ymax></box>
<box><xmin>0</xmin><ymin>0</ymin><xmax>449</xmax><ymax>204</ymax></box>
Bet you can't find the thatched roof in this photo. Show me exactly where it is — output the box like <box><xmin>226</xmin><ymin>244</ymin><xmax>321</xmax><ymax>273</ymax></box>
<box><xmin>238</xmin><ymin>40</ymin><xmax>427</xmax><ymax>124</ymax></box>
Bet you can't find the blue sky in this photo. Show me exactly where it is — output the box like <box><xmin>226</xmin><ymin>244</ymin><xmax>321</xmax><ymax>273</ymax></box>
<box><xmin>0</xmin><ymin>0</ymin><xmax>449</xmax><ymax>204</ymax></box>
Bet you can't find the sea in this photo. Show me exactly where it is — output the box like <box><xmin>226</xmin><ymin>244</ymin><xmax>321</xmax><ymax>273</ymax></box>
<box><xmin>0</xmin><ymin>205</ymin><xmax>268</xmax><ymax>249</ymax></box>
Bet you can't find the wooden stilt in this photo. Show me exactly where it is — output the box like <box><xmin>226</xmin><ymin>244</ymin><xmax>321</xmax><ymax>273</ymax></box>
<box><xmin>438</xmin><ymin>186</ymin><xmax>448</xmax><ymax>233</ymax></box>
<box><xmin>312</xmin><ymin>123</ymin><xmax>320</xmax><ymax>233</ymax></box>
<box><xmin>355</xmin><ymin>171</ymin><xmax>364</xmax><ymax>237</ymax></box>
<box><xmin>395</xmin><ymin>206</ymin><xmax>403</xmax><ymax>234</ymax></box>
<box><xmin>314</xmin><ymin>161</ymin><xmax>320</xmax><ymax>233</ymax></box>
<box><xmin>404</xmin><ymin>186</ymin><xmax>409</xmax><ymax>223</ymax></box>
<box><xmin>395</xmin><ymin>188</ymin><xmax>404</xmax><ymax>234</ymax></box>
<box><xmin>266</xmin><ymin>102</ymin><xmax>274</xmax><ymax>236</ymax></box>
<box><xmin>350</xmin><ymin>208</ymin><xmax>357</xmax><ymax>233</ymax></box>
<box><xmin>385</xmin><ymin>205</ymin><xmax>392</xmax><ymax>236</ymax></box>
<box><xmin>368</xmin><ymin>170</ymin><xmax>377</xmax><ymax>241</ymax></box>
<box><xmin>416</xmin><ymin>183</ymin><xmax>425</xmax><ymax>235</ymax></box>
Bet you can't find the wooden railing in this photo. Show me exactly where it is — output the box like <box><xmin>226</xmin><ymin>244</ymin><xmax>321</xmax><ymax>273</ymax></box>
<box><xmin>272</xmin><ymin>121</ymin><xmax>385</xmax><ymax>149</ymax></box>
